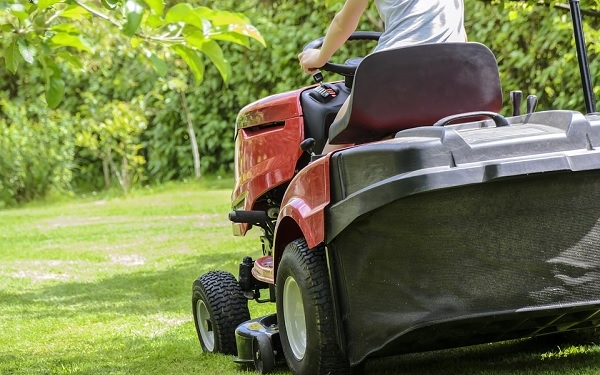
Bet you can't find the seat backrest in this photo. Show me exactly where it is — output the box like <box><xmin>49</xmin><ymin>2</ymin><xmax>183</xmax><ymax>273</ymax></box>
<box><xmin>328</xmin><ymin>42</ymin><xmax>503</xmax><ymax>144</ymax></box>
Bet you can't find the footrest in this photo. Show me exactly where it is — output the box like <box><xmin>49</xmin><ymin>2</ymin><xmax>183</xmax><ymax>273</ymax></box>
<box><xmin>252</xmin><ymin>256</ymin><xmax>274</xmax><ymax>284</ymax></box>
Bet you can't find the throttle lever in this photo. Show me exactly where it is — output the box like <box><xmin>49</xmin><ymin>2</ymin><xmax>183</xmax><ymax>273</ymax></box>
<box><xmin>526</xmin><ymin>95</ymin><xmax>538</xmax><ymax>114</ymax></box>
<box><xmin>510</xmin><ymin>90</ymin><xmax>522</xmax><ymax>116</ymax></box>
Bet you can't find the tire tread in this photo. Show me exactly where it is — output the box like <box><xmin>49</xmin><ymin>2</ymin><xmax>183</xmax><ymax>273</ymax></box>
<box><xmin>192</xmin><ymin>270</ymin><xmax>250</xmax><ymax>355</ymax></box>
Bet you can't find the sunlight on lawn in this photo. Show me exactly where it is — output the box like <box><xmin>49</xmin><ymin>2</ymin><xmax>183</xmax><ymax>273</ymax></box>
<box><xmin>0</xmin><ymin>182</ymin><xmax>599</xmax><ymax>375</ymax></box>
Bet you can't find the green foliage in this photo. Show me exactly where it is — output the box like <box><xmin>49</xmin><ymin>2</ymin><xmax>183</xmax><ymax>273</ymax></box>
<box><xmin>0</xmin><ymin>0</ymin><xmax>264</xmax><ymax>108</ymax></box>
<box><xmin>3</xmin><ymin>0</ymin><xmax>600</xmax><ymax>200</ymax></box>
<box><xmin>465</xmin><ymin>0</ymin><xmax>600</xmax><ymax>113</ymax></box>
<box><xmin>76</xmin><ymin>95</ymin><xmax>148</xmax><ymax>193</ymax></box>
<box><xmin>0</xmin><ymin>96</ymin><xmax>75</xmax><ymax>206</ymax></box>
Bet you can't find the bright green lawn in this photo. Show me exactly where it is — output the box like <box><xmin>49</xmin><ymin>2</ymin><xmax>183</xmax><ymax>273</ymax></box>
<box><xmin>1</xmin><ymin>179</ymin><xmax>599</xmax><ymax>374</ymax></box>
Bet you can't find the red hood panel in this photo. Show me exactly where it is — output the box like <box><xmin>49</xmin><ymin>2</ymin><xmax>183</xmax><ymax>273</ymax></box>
<box><xmin>232</xmin><ymin>89</ymin><xmax>307</xmax><ymax>236</ymax></box>
<box><xmin>237</xmin><ymin>89</ymin><xmax>304</xmax><ymax>129</ymax></box>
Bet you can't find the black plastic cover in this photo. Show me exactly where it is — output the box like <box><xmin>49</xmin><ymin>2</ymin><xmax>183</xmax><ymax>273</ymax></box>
<box><xmin>300</xmin><ymin>82</ymin><xmax>350</xmax><ymax>154</ymax></box>
<box><xmin>325</xmin><ymin>111</ymin><xmax>600</xmax><ymax>364</ymax></box>
<box><xmin>328</xmin><ymin>170</ymin><xmax>600</xmax><ymax>364</ymax></box>
<box><xmin>328</xmin><ymin>110</ymin><xmax>600</xmax><ymax>241</ymax></box>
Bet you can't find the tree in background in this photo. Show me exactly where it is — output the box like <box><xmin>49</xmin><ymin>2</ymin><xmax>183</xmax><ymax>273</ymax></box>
<box><xmin>0</xmin><ymin>0</ymin><xmax>264</xmax><ymax>202</ymax></box>
<box><xmin>1</xmin><ymin>0</ymin><xmax>264</xmax><ymax>107</ymax></box>
<box><xmin>467</xmin><ymin>0</ymin><xmax>600</xmax><ymax>112</ymax></box>
<box><xmin>1</xmin><ymin>0</ymin><xmax>600</xmax><ymax>206</ymax></box>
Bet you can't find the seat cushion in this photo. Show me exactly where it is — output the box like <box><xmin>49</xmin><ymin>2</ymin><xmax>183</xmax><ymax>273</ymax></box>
<box><xmin>329</xmin><ymin>42</ymin><xmax>503</xmax><ymax>144</ymax></box>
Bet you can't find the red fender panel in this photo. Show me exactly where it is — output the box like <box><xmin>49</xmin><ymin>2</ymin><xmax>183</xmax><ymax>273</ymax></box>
<box><xmin>273</xmin><ymin>156</ymin><xmax>331</xmax><ymax>271</ymax></box>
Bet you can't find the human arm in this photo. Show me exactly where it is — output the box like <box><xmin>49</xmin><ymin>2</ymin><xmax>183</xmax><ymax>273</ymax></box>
<box><xmin>298</xmin><ymin>0</ymin><xmax>370</xmax><ymax>74</ymax></box>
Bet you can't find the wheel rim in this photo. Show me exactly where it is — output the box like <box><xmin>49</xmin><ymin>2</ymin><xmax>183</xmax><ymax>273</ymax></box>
<box><xmin>283</xmin><ymin>276</ymin><xmax>307</xmax><ymax>360</ymax></box>
<box><xmin>196</xmin><ymin>299</ymin><xmax>215</xmax><ymax>351</ymax></box>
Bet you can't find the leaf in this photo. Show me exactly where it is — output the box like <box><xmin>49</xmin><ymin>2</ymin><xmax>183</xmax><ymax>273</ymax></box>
<box><xmin>164</xmin><ymin>3</ymin><xmax>204</xmax><ymax>30</ymax></box>
<box><xmin>57</xmin><ymin>50</ymin><xmax>83</xmax><ymax>69</ymax></box>
<box><xmin>182</xmin><ymin>29</ymin><xmax>207</xmax><ymax>48</ymax></box>
<box><xmin>0</xmin><ymin>24</ymin><xmax>14</xmax><ymax>32</ymax></box>
<box><xmin>207</xmin><ymin>10</ymin><xmax>249</xmax><ymax>26</ymax></box>
<box><xmin>145</xmin><ymin>14</ymin><xmax>163</xmax><ymax>28</ymax></box>
<box><xmin>122</xmin><ymin>0</ymin><xmax>144</xmax><ymax>37</ymax></box>
<box><xmin>172</xmin><ymin>45</ymin><xmax>204</xmax><ymax>83</ymax></box>
<box><xmin>201</xmin><ymin>40</ymin><xmax>231</xmax><ymax>84</ymax></box>
<box><xmin>46</xmin><ymin>74</ymin><xmax>65</xmax><ymax>109</ymax></box>
<box><xmin>43</xmin><ymin>60</ymin><xmax>65</xmax><ymax>109</ymax></box>
<box><xmin>50</xmin><ymin>32</ymin><xmax>93</xmax><ymax>52</ymax></box>
<box><xmin>9</xmin><ymin>4</ymin><xmax>29</xmax><ymax>22</ymax></box>
<box><xmin>59</xmin><ymin>4</ymin><xmax>91</xmax><ymax>20</ymax></box>
<box><xmin>50</xmin><ymin>23</ymin><xmax>80</xmax><ymax>34</ymax></box>
<box><xmin>191</xmin><ymin>6</ymin><xmax>214</xmax><ymax>19</ymax></box>
<box><xmin>100</xmin><ymin>0</ymin><xmax>119</xmax><ymax>10</ymax></box>
<box><xmin>38</xmin><ymin>0</ymin><xmax>63</xmax><ymax>11</ymax></box>
<box><xmin>184</xmin><ymin>36</ymin><xmax>230</xmax><ymax>83</ymax></box>
<box><xmin>17</xmin><ymin>39</ymin><xmax>35</xmax><ymax>64</ymax></box>
<box><xmin>146</xmin><ymin>51</ymin><xmax>168</xmax><ymax>77</ymax></box>
<box><xmin>225</xmin><ymin>24</ymin><xmax>266</xmax><ymax>47</ymax></box>
<box><xmin>210</xmin><ymin>32</ymin><xmax>249</xmax><ymax>48</ymax></box>
<box><xmin>5</xmin><ymin>38</ymin><xmax>20</xmax><ymax>73</ymax></box>
<box><xmin>143</xmin><ymin>0</ymin><xmax>164</xmax><ymax>15</ymax></box>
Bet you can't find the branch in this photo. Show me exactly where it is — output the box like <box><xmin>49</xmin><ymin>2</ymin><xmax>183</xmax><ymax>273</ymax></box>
<box><xmin>71</xmin><ymin>0</ymin><xmax>121</xmax><ymax>28</ymax></box>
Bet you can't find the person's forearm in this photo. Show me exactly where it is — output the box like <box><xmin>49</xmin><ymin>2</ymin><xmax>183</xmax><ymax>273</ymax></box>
<box><xmin>318</xmin><ymin>12</ymin><xmax>356</xmax><ymax>62</ymax></box>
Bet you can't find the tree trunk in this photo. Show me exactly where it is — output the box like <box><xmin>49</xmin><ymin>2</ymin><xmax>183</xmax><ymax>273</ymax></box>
<box><xmin>107</xmin><ymin>148</ymin><xmax>127</xmax><ymax>194</ymax></box>
<box><xmin>180</xmin><ymin>91</ymin><xmax>201</xmax><ymax>180</ymax></box>
<box><xmin>102</xmin><ymin>154</ymin><xmax>111</xmax><ymax>190</ymax></box>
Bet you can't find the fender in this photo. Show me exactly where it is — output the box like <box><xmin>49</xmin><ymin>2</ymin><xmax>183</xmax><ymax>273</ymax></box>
<box><xmin>273</xmin><ymin>155</ymin><xmax>331</xmax><ymax>272</ymax></box>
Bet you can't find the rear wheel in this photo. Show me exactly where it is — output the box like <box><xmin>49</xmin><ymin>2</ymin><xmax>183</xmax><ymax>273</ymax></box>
<box><xmin>276</xmin><ymin>238</ymin><xmax>349</xmax><ymax>375</ymax></box>
<box><xmin>192</xmin><ymin>270</ymin><xmax>250</xmax><ymax>355</ymax></box>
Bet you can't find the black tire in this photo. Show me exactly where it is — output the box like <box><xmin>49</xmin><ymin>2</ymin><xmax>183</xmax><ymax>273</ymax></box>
<box><xmin>276</xmin><ymin>238</ymin><xmax>349</xmax><ymax>375</ymax></box>
<box><xmin>192</xmin><ymin>270</ymin><xmax>250</xmax><ymax>355</ymax></box>
<box><xmin>253</xmin><ymin>334</ymin><xmax>275</xmax><ymax>374</ymax></box>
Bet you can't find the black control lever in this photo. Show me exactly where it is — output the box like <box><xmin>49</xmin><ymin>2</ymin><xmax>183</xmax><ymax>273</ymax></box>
<box><xmin>510</xmin><ymin>90</ymin><xmax>522</xmax><ymax>116</ymax></box>
<box><xmin>300</xmin><ymin>138</ymin><xmax>316</xmax><ymax>156</ymax></box>
<box><xmin>526</xmin><ymin>95</ymin><xmax>538</xmax><ymax>114</ymax></box>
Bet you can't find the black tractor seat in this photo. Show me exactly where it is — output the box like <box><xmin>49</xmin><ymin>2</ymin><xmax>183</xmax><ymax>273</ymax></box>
<box><xmin>328</xmin><ymin>42</ymin><xmax>503</xmax><ymax>145</ymax></box>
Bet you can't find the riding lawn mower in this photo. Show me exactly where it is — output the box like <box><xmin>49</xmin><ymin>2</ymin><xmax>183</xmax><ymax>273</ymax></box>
<box><xmin>193</xmin><ymin>2</ymin><xmax>600</xmax><ymax>374</ymax></box>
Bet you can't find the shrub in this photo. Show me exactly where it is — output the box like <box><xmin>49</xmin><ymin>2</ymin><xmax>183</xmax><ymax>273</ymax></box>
<box><xmin>0</xmin><ymin>96</ymin><xmax>75</xmax><ymax>206</ymax></box>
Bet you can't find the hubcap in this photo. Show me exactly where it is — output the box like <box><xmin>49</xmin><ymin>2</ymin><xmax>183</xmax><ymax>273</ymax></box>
<box><xmin>283</xmin><ymin>276</ymin><xmax>307</xmax><ymax>360</ymax></box>
<box><xmin>197</xmin><ymin>299</ymin><xmax>215</xmax><ymax>351</ymax></box>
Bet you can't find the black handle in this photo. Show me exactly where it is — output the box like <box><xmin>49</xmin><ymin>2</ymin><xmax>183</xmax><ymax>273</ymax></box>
<box><xmin>302</xmin><ymin>31</ymin><xmax>381</xmax><ymax>76</ymax></box>
<box><xmin>433</xmin><ymin>111</ymin><xmax>509</xmax><ymax>127</ymax></box>
<box><xmin>510</xmin><ymin>90</ymin><xmax>522</xmax><ymax>116</ymax></box>
<box><xmin>229</xmin><ymin>210</ymin><xmax>270</xmax><ymax>224</ymax></box>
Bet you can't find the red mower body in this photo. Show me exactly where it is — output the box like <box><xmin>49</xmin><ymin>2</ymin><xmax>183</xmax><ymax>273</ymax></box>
<box><xmin>232</xmin><ymin>89</ymin><xmax>306</xmax><ymax>236</ymax></box>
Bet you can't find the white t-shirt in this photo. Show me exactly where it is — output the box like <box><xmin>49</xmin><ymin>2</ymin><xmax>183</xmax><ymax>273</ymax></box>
<box><xmin>373</xmin><ymin>0</ymin><xmax>467</xmax><ymax>52</ymax></box>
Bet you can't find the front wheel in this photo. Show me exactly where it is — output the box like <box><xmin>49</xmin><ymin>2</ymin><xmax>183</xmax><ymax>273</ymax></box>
<box><xmin>276</xmin><ymin>238</ymin><xmax>349</xmax><ymax>375</ymax></box>
<box><xmin>192</xmin><ymin>270</ymin><xmax>250</xmax><ymax>355</ymax></box>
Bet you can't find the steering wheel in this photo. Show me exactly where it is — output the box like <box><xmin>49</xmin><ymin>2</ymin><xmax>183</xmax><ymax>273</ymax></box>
<box><xmin>302</xmin><ymin>31</ymin><xmax>381</xmax><ymax>76</ymax></box>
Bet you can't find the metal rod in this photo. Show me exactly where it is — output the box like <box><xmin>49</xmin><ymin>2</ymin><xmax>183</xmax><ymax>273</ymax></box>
<box><xmin>568</xmin><ymin>0</ymin><xmax>596</xmax><ymax>113</ymax></box>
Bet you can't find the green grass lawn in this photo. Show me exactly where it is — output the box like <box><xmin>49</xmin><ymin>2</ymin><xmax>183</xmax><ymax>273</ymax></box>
<box><xmin>1</xmin><ymin>179</ymin><xmax>599</xmax><ymax>374</ymax></box>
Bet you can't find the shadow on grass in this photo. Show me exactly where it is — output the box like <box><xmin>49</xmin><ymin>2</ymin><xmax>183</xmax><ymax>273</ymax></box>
<box><xmin>0</xmin><ymin>252</ymin><xmax>244</xmax><ymax>320</ymax></box>
<box><xmin>2</xmin><ymin>251</ymin><xmax>600</xmax><ymax>375</ymax></box>
<box><xmin>364</xmin><ymin>334</ymin><xmax>600</xmax><ymax>375</ymax></box>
